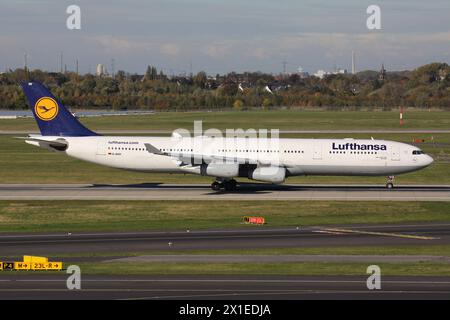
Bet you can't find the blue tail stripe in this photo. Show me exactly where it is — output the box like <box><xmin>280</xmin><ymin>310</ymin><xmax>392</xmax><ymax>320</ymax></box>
<box><xmin>20</xmin><ymin>81</ymin><xmax>98</xmax><ymax>137</ymax></box>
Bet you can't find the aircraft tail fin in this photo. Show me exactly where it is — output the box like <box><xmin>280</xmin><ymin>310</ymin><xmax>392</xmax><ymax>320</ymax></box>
<box><xmin>20</xmin><ymin>81</ymin><xmax>98</xmax><ymax>137</ymax></box>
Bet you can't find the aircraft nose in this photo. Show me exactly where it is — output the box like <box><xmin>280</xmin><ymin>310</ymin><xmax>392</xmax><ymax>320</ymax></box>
<box><xmin>424</xmin><ymin>155</ymin><xmax>434</xmax><ymax>166</ymax></box>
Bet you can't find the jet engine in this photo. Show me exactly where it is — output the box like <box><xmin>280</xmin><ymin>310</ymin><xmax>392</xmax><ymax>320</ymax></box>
<box><xmin>201</xmin><ymin>163</ymin><xmax>239</xmax><ymax>178</ymax></box>
<box><xmin>250</xmin><ymin>167</ymin><xmax>286</xmax><ymax>184</ymax></box>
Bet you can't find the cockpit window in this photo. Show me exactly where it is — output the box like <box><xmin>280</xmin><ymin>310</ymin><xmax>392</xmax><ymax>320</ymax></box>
<box><xmin>412</xmin><ymin>150</ymin><xmax>424</xmax><ymax>155</ymax></box>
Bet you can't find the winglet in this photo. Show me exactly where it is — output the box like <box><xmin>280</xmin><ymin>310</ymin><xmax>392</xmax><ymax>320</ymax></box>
<box><xmin>144</xmin><ymin>143</ymin><xmax>166</xmax><ymax>155</ymax></box>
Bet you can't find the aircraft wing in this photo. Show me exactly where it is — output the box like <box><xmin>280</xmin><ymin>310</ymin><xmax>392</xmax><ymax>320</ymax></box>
<box><xmin>144</xmin><ymin>143</ymin><xmax>273</xmax><ymax>165</ymax></box>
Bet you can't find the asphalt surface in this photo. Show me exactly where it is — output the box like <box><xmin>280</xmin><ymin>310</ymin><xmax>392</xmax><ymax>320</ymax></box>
<box><xmin>1</xmin><ymin>184</ymin><xmax>449</xmax><ymax>201</ymax></box>
<box><xmin>109</xmin><ymin>254</ymin><xmax>450</xmax><ymax>263</ymax></box>
<box><xmin>1</xmin><ymin>223</ymin><xmax>450</xmax><ymax>300</ymax></box>
<box><xmin>0</xmin><ymin>275</ymin><xmax>449</xmax><ymax>300</ymax></box>
<box><xmin>0</xmin><ymin>223</ymin><xmax>449</xmax><ymax>257</ymax></box>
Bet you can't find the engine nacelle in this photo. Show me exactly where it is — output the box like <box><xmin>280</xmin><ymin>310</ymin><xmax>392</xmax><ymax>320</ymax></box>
<box><xmin>250</xmin><ymin>167</ymin><xmax>286</xmax><ymax>184</ymax></box>
<box><xmin>201</xmin><ymin>163</ymin><xmax>239</xmax><ymax>178</ymax></box>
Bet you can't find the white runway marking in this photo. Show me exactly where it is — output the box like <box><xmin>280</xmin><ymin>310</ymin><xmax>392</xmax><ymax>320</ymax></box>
<box><xmin>0</xmin><ymin>184</ymin><xmax>449</xmax><ymax>201</ymax></box>
<box><xmin>9</xmin><ymin>279</ymin><xmax>450</xmax><ymax>285</ymax></box>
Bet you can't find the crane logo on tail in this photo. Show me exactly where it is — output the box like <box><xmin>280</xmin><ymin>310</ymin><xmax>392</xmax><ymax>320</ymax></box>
<box><xmin>34</xmin><ymin>97</ymin><xmax>59</xmax><ymax>121</ymax></box>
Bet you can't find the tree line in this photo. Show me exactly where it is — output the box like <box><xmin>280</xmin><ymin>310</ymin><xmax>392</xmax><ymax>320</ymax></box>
<box><xmin>0</xmin><ymin>62</ymin><xmax>448</xmax><ymax>111</ymax></box>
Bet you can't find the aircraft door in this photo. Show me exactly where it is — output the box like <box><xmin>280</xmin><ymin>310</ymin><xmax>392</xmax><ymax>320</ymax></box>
<box><xmin>313</xmin><ymin>145</ymin><xmax>322</xmax><ymax>160</ymax></box>
<box><xmin>390</xmin><ymin>145</ymin><xmax>400</xmax><ymax>161</ymax></box>
<box><xmin>96</xmin><ymin>141</ymin><xmax>108</xmax><ymax>156</ymax></box>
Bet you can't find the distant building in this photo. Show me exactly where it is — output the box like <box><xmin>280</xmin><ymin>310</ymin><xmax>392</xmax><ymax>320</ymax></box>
<box><xmin>351</xmin><ymin>51</ymin><xmax>356</xmax><ymax>74</ymax></box>
<box><xmin>439</xmin><ymin>68</ymin><xmax>447</xmax><ymax>81</ymax></box>
<box><xmin>379</xmin><ymin>64</ymin><xmax>387</xmax><ymax>81</ymax></box>
<box><xmin>313</xmin><ymin>68</ymin><xmax>346</xmax><ymax>79</ymax></box>
<box><xmin>96</xmin><ymin>64</ymin><xmax>108</xmax><ymax>77</ymax></box>
<box><xmin>314</xmin><ymin>70</ymin><xmax>329</xmax><ymax>79</ymax></box>
<box><xmin>335</xmin><ymin>68</ymin><xmax>347</xmax><ymax>75</ymax></box>
<box><xmin>297</xmin><ymin>70</ymin><xmax>310</xmax><ymax>79</ymax></box>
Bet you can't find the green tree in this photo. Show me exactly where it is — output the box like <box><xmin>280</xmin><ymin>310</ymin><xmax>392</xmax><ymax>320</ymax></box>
<box><xmin>233</xmin><ymin>99</ymin><xmax>244</xmax><ymax>110</ymax></box>
<box><xmin>262</xmin><ymin>98</ymin><xmax>272</xmax><ymax>109</ymax></box>
<box><xmin>193</xmin><ymin>71</ymin><xmax>207</xmax><ymax>88</ymax></box>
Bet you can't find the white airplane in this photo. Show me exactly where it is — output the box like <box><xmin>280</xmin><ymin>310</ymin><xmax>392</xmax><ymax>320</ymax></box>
<box><xmin>20</xmin><ymin>81</ymin><xmax>434</xmax><ymax>191</ymax></box>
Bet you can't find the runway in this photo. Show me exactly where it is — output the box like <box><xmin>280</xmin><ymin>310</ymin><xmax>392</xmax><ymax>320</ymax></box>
<box><xmin>1</xmin><ymin>183</ymin><xmax>449</xmax><ymax>201</ymax></box>
<box><xmin>0</xmin><ymin>275</ymin><xmax>450</xmax><ymax>300</ymax></box>
<box><xmin>1</xmin><ymin>223</ymin><xmax>449</xmax><ymax>257</ymax></box>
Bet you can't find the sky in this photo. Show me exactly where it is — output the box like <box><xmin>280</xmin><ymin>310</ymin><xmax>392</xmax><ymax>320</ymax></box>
<box><xmin>0</xmin><ymin>0</ymin><xmax>449</xmax><ymax>75</ymax></box>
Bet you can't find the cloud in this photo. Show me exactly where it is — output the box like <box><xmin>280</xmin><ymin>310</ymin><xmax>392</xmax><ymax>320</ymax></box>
<box><xmin>245</xmin><ymin>47</ymin><xmax>271</xmax><ymax>60</ymax></box>
<box><xmin>261</xmin><ymin>31</ymin><xmax>450</xmax><ymax>59</ymax></box>
<box><xmin>161</xmin><ymin>43</ymin><xmax>180</xmax><ymax>56</ymax></box>
<box><xmin>0</xmin><ymin>36</ymin><xmax>19</xmax><ymax>49</ymax></box>
<box><xmin>81</xmin><ymin>35</ymin><xmax>177</xmax><ymax>55</ymax></box>
<box><xmin>204</xmin><ymin>43</ymin><xmax>232</xmax><ymax>58</ymax></box>
<box><xmin>195</xmin><ymin>31</ymin><xmax>450</xmax><ymax>72</ymax></box>
<box><xmin>89</xmin><ymin>36</ymin><xmax>136</xmax><ymax>51</ymax></box>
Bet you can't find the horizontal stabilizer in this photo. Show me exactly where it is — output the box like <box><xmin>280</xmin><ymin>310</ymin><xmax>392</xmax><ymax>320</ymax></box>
<box><xmin>15</xmin><ymin>136</ymin><xmax>68</xmax><ymax>151</ymax></box>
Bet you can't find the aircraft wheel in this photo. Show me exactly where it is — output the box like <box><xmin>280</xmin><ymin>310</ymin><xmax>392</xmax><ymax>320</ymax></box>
<box><xmin>386</xmin><ymin>176</ymin><xmax>395</xmax><ymax>189</ymax></box>
<box><xmin>224</xmin><ymin>179</ymin><xmax>237</xmax><ymax>192</ymax></box>
<box><xmin>211</xmin><ymin>181</ymin><xmax>221</xmax><ymax>191</ymax></box>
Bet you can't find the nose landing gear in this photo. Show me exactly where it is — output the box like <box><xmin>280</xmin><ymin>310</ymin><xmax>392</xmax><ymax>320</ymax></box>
<box><xmin>210</xmin><ymin>179</ymin><xmax>237</xmax><ymax>192</ymax></box>
<box><xmin>386</xmin><ymin>176</ymin><xmax>395</xmax><ymax>189</ymax></box>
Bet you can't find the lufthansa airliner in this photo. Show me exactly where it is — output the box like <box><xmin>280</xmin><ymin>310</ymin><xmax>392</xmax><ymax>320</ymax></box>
<box><xmin>19</xmin><ymin>81</ymin><xmax>433</xmax><ymax>191</ymax></box>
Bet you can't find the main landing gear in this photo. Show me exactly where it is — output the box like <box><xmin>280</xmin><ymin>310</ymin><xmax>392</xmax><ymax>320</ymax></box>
<box><xmin>211</xmin><ymin>179</ymin><xmax>237</xmax><ymax>192</ymax></box>
<box><xmin>386</xmin><ymin>176</ymin><xmax>395</xmax><ymax>189</ymax></box>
